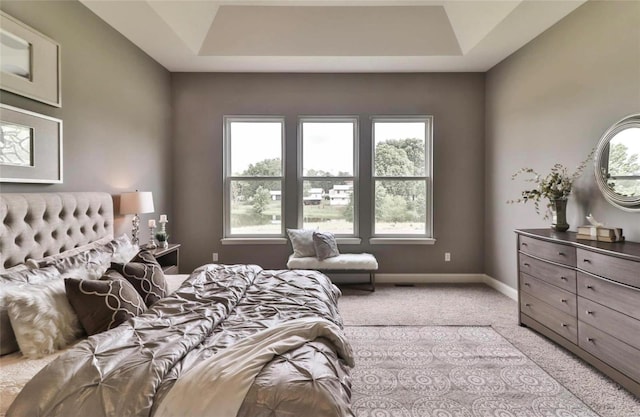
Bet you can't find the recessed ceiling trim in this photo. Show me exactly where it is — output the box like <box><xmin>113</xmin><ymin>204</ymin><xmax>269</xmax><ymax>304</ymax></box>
<box><xmin>148</xmin><ymin>1</ymin><xmax>219</xmax><ymax>54</ymax></box>
<box><xmin>79</xmin><ymin>0</ymin><xmax>587</xmax><ymax>72</ymax></box>
<box><xmin>202</xmin><ymin>5</ymin><xmax>461</xmax><ymax>57</ymax></box>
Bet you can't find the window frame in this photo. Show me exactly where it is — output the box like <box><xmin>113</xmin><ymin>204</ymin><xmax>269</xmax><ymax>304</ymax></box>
<box><xmin>222</xmin><ymin>115</ymin><xmax>286</xmax><ymax>240</ymax></box>
<box><xmin>297</xmin><ymin>116</ymin><xmax>359</xmax><ymax>238</ymax></box>
<box><xmin>370</xmin><ymin>115</ymin><xmax>434</xmax><ymax>241</ymax></box>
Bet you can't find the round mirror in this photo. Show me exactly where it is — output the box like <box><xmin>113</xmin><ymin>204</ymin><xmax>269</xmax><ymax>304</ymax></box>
<box><xmin>594</xmin><ymin>114</ymin><xmax>640</xmax><ymax>211</ymax></box>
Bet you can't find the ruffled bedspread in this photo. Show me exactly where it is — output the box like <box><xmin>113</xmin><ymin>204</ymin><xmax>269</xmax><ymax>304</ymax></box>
<box><xmin>7</xmin><ymin>264</ymin><xmax>353</xmax><ymax>417</ymax></box>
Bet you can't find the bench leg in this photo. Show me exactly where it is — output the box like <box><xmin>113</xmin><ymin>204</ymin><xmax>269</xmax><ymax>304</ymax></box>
<box><xmin>369</xmin><ymin>272</ymin><xmax>375</xmax><ymax>292</ymax></box>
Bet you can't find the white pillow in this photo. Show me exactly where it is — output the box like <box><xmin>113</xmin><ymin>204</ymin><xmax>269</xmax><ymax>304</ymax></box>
<box><xmin>286</xmin><ymin>229</ymin><xmax>317</xmax><ymax>258</ymax></box>
<box><xmin>2</xmin><ymin>280</ymin><xmax>83</xmax><ymax>358</ymax></box>
<box><xmin>108</xmin><ymin>234</ymin><xmax>140</xmax><ymax>264</ymax></box>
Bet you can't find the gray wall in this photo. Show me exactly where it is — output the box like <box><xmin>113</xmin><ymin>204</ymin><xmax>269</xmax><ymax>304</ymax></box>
<box><xmin>172</xmin><ymin>73</ymin><xmax>485</xmax><ymax>273</ymax></box>
<box><xmin>485</xmin><ymin>0</ymin><xmax>640</xmax><ymax>288</ymax></box>
<box><xmin>0</xmin><ymin>1</ymin><xmax>172</xmax><ymax>241</ymax></box>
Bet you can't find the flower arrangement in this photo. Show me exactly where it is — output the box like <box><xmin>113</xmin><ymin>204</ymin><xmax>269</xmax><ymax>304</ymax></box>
<box><xmin>508</xmin><ymin>152</ymin><xmax>593</xmax><ymax>219</ymax></box>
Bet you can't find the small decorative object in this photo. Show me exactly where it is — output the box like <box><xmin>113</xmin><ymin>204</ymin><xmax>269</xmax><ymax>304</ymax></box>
<box><xmin>508</xmin><ymin>152</ymin><xmax>593</xmax><ymax>232</ymax></box>
<box><xmin>0</xmin><ymin>11</ymin><xmax>61</xmax><ymax>107</ymax></box>
<box><xmin>146</xmin><ymin>219</ymin><xmax>157</xmax><ymax>249</ymax></box>
<box><xmin>156</xmin><ymin>214</ymin><xmax>169</xmax><ymax>248</ymax></box>
<box><xmin>586</xmin><ymin>213</ymin><xmax>604</xmax><ymax>228</ymax></box>
<box><xmin>120</xmin><ymin>191</ymin><xmax>155</xmax><ymax>246</ymax></box>
<box><xmin>576</xmin><ymin>214</ymin><xmax>624</xmax><ymax>242</ymax></box>
<box><xmin>0</xmin><ymin>104</ymin><xmax>62</xmax><ymax>183</ymax></box>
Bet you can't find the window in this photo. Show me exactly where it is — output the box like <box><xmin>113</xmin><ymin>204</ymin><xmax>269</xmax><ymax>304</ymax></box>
<box><xmin>299</xmin><ymin>117</ymin><xmax>358</xmax><ymax>236</ymax></box>
<box><xmin>372</xmin><ymin>116</ymin><xmax>433</xmax><ymax>238</ymax></box>
<box><xmin>224</xmin><ymin>116</ymin><xmax>284</xmax><ymax>237</ymax></box>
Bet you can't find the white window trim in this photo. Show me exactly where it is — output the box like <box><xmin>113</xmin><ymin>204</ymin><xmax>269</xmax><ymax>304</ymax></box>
<box><xmin>371</xmin><ymin>115</ymin><xmax>434</xmax><ymax>239</ymax></box>
<box><xmin>297</xmin><ymin>116</ymin><xmax>359</xmax><ymax>237</ymax></box>
<box><xmin>223</xmin><ymin>116</ymin><xmax>286</xmax><ymax>238</ymax></box>
<box><xmin>221</xmin><ymin>238</ymin><xmax>288</xmax><ymax>245</ymax></box>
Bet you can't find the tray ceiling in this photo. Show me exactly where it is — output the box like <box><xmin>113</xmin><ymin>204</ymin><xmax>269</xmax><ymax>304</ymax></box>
<box><xmin>79</xmin><ymin>0</ymin><xmax>586</xmax><ymax>72</ymax></box>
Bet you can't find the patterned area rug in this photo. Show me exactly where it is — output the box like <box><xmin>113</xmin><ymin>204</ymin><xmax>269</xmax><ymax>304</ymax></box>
<box><xmin>344</xmin><ymin>326</ymin><xmax>599</xmax><ymax>417</ymax></box>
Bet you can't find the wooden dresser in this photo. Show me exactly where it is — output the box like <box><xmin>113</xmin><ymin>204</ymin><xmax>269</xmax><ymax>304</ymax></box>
<box><xmin>516</xmin><ymin>229</ymin><xmax>640</xmax><ymax>396</ymax></box>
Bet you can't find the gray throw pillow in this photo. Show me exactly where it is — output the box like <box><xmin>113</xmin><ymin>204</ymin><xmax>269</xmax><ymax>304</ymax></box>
<box><xmin>65</xmin><ymin>273</ymin><xmax>146</xmax><ymax>336</ymax></box>
<box><xmin>313</xmin><ymin>231</ymin><xmax>340</xmax><ymax>260</ymax></box>
<box><xmin>110</xmin><ymin>250</ymin><xmax>167</xmax><ymax>307</ymax></box>
<box><xmin>287</xmin><ymin>229</ymin><xmax>317</xmax><ymax>258</ymax></box>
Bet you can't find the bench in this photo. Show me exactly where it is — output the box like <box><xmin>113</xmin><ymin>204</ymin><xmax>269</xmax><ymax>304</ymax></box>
<box><xmin>287</xmin><ymin>253</ymin><xmax>378</xmax><ymax>291</ymax></box>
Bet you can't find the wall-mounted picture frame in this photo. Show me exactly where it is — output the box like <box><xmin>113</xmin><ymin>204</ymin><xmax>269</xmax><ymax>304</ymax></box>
<box><xmin>0</xmin><ymin>11</ymin><xmax>61</xmax><ymax>107</ymax></box>
<box><xmin>0</xmin><ymin>104</ymin><xmax>63</xmax><ymax>183</ymax></box>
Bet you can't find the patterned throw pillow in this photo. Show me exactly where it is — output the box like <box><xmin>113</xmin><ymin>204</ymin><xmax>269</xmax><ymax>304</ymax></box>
<box><xmin>287</xmin><ymin>229</ymin><xmax>317</xmax><ymax>258</ymax></box>
<box><xmin>109</xmin><ymin>250</ymin><xmax>167</xmax><ymax>307</ymax></box>
<box><xmin>313</xmin><ymin>231</ymin><xmax>340</xmax><ymax>260</ymax></box>
<box><xmin>65</xmin><ymin>273</ymin><xmax>146</xmax><ymax>336</ymax></box>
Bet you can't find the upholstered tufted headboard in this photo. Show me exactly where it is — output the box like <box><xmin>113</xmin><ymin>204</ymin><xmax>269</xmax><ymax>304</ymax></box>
<box><xmin>0</xmin><ymin>192</ymin><xmax>114</xmax><ymax>270</ymax></box>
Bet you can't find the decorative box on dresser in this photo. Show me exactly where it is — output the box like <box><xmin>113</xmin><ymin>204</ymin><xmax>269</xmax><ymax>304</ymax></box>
<box><xmin>516</xmin><ymin>229</ymin><xmax>640</xmax><ymax>396</ymax></box>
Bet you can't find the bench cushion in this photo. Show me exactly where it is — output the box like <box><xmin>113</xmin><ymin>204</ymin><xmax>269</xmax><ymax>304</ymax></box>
<box><xmin>287</xmin><ymin>253</ymin><xmax>378</xmax><ymax>271</ymax></box>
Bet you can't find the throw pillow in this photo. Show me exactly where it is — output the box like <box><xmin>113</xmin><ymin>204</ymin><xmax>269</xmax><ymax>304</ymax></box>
<box><xmin>65</xmin><ymin>273</ymin><xmax>147</xmax><ymax>336</ymax></box>
<box><xmin>107</xmin><ymin>234</ymin><xmax>140</xmax><ymax>264</ymax></box>
<box><xmin>313</xmin><ymin>231</ymin><xmax>340</xmax><ymax>260</ymax></box>
<box><xmin>287</xmin><ymin>229</ymin><xmax>317</xmax><ymax>258</ymax></box>
<box><xmin>0</xmin><ymin>266</ymin><xmax>64</xmax><ymax>356</ymax></box>
<box><xmin>110</xmin><ymin>250</ymin><xmax>167</xmax><ymax>307</ymax></box>
<box><xmin>2</xmin><ymin>280</ymin><xmax>84</xmax><ymax>358</ymax></box>
<box><xmin>0</xmin><ymin>265</ymin><xmax>61</xmax><ymax>285</ymax></box>
<box><xmin>34</xmin><ymin>249</ymin><xmax>112</xmax><ymax>281</ymax></box>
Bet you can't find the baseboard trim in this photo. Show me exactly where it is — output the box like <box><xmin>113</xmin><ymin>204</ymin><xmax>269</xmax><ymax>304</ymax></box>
<box><xmin>482</xmin><ymin>274</ymin><xmax>518</xmax><ymax>301</ymax></box>
<box><xmin>375</xmin><ymin>273</ymin><xmax>518</xmax><ymax>301</ymax></box>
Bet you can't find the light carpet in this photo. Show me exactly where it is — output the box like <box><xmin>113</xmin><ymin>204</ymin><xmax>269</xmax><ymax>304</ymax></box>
<box><xmin>338</xmin><ymin>284</ymin><xmax>640</xmax><ymax>417</ymax></box>
<box><xmin>345</xmin><ymin>325</ymin><xmax>598</xmax><ymax>417</ymax></box>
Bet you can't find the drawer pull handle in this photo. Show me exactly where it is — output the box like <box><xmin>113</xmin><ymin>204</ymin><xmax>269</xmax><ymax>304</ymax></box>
<box><xmin>561</xmin><ymin>299</ymin><xmax>567</xmax><ymax>303</ymax></box>
<box><xmin>523</xmin><ymin>263</ymin><xmax>530</xmax><ymax>267</ymax></box>
<box><xmin>586</xmin><ymin>285</ymin><xmax>594</xmax><ymax>289</ymax></box>
<box><xmin>560</xmin><ymin>276</ymin><xmax>567</xmax><ymax>281</ymax></box>
<box><xmin>558</xmin><ymin>252</ymin><xmax>566</xmax><ymax>256</ymax></box>
<box><xmin>587</xmin><ymin>338</ymin><xmax>594</xmax><ymax>343</ymax></box>
<box><xmin>521</xmin><ymin>242</ymin><xmax>528</xmax><ymax>247</ymax></box>
<box><xmin>525</xmin><ymin>303</ymin><xmax>531</xmax><ymax>307</ymax></box>
<box><xmin>586</xmin><ymin>310</ymin><xmax>593</xmax><ymax>315</ymax></box>
<box><xmin>561</xmin><ymin>323</ymin><xmax>567</xmax><ymax>327</ymax></box>
<box><xmin>524</xmin><ymin>283</ymin><xmax>530</xmax><ymax>287</ymax></box>
<box><xmin>583</xmin><ymin>259</ymin><xmax>591</xmax><ymax>263</ymax></box>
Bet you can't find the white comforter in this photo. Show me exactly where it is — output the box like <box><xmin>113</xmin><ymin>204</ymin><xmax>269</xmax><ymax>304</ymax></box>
<box><xmin>154</xmin><ymin>318</ymin><xmax>354</xmax><ymax>417</ymax></box>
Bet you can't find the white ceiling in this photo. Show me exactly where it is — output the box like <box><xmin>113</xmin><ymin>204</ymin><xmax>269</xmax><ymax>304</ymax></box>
<box><xmin>79</xmin><ymin>0</ymin><xmax>586</xmax><ymax>72</ymax></box>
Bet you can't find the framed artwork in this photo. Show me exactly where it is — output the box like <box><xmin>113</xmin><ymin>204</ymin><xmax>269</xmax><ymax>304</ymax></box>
<box><xmin>0</xmin><ymin>11</ymin><xmax>61</xmax><ymax>107</ymax></box>
<box><xmin>0</xmin><ymin>104</ymin><xmax>63</xmax><ymax>183</ymax></box>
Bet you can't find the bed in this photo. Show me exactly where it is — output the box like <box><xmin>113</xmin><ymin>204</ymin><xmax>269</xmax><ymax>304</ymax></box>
<box><xmin>0</xmin><ymin>192</ymin><xmax>354</xmax><ymax>417</ymax></box>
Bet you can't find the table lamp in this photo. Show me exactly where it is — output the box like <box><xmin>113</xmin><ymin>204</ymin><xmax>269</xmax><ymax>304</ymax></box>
<box><xmin>120</xmin><ymin>191</ymin><xmax>154</xmax><ymax>246</ymax></box>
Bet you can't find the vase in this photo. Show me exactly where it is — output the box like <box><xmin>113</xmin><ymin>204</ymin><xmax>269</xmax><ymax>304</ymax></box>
<box><xmin>550</xmin><ymin>199</ymin><xmax>569</xmax><ymax>232</ymax></box>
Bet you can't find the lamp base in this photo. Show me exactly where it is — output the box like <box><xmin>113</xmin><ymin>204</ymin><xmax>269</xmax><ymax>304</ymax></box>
<box><xmin>131</xmin><ymin>213</ymin><xmax>140</xmax><ymax>246</ymax></box>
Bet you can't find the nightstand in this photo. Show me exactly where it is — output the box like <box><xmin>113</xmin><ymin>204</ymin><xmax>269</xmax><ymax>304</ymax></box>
<box><xmin>149</xmin><ymin>244</ymin><xmax>180</xmax><ymax>274</ymax></box>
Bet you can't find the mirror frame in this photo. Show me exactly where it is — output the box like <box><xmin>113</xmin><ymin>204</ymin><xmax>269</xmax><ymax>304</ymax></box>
<box><xmin>594</xmin><ymin>113</ymin><xmax>640</xmax><ymax>211</ymax></box>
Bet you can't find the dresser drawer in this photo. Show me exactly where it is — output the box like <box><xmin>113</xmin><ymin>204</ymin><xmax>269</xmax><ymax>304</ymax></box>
<box><xmin>577</xmin><ymin>272</ymin><xmax>640</xmax><ymax>321</ymax></box>
<box><xmin>577</xmin><ymin>248</ymin><xmax>640</xmax><ymax>288</ymax></box>
<box><xmin>578</xmin><ymin>297</ymin><xmax>640</xmax><ymax>349</ymax></box>
<box><xmin>519</xmin><ymin>253</ymin><xmax>576</xmax><ymax>293</ymax></box>
<box><xmin>519</xmin><ymin>235</ymin><xmax>576</xmax><ymax>266</ymax></box>
<box><xmin>579</xmin><ymin>321</ymin><xmax>640</xmax><ymax>383</ymax></box>
<box><xmin>520</xmin><ymin>273</ymin><xmax>576</xmax><ymax>317</ymax></box>
<box><xmin>520</xmin><ymin>292</ymin><xmax>577</xmax><ymax>344</ymax></box>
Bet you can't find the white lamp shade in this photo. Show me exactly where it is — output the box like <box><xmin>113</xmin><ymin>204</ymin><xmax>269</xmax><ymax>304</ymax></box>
<box><xmin>120</xmin><ymin>191</ymin><xmax>155</xmax><ymax>214</ymax></box>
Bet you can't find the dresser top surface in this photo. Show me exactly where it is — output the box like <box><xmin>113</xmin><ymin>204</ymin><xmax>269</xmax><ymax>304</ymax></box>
<box><xmin>516</xmin><ymin>229</ymin><xmax>640</xmax><ymax>262</ymax></box>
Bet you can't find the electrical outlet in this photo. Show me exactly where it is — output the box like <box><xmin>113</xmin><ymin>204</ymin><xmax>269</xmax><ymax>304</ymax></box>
<box><xmin>444</xmin><ymin>252</ymin><xmax>451</xmax><ymax>262</ymax></box>
<box><xmin>212</xmin><ymin>253</ymin><xmax>219</xmax><ymax>262</ymax></box>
